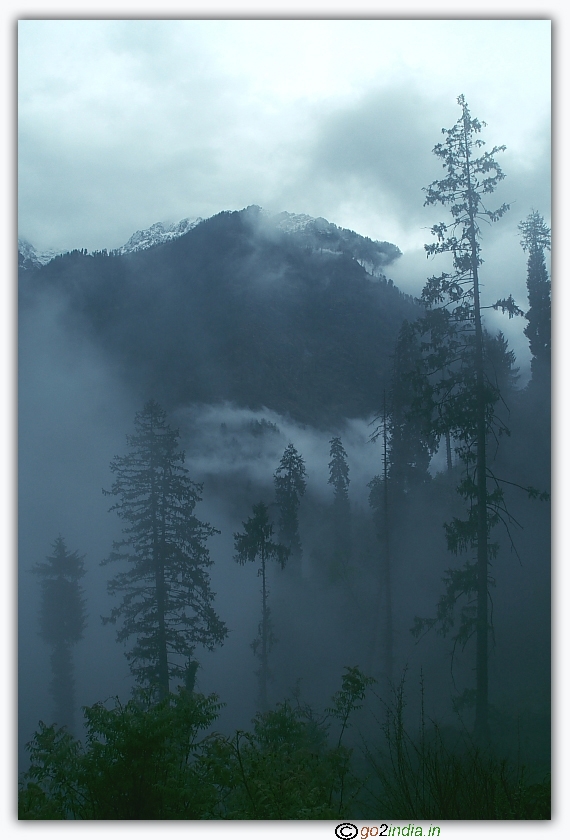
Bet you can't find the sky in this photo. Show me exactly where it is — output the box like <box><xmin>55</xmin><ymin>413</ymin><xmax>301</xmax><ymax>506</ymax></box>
<box><xmin>18</xmin><ymin>18</ymin><xmax>550</xmax><ymax>258</ymax></box>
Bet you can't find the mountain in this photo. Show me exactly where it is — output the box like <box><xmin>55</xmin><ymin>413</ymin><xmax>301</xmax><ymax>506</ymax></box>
<box><xmin>113</xmin><ymin>207</ymin><xmax>402</xmax><ymax>272</ymax></box>
<box><xmin>19</xmin><ymin>207</ymin><xmax>401</xmax><ymax>269</ymax></box>
<box><xmin>19</xmin><ymin>206</ymin><xmax>417</xmax><ymax>425</ymax></box>
<box><xmin>17</xmin><ymin>220</ymin><xmax>204</xmax><ymax>268</ymax></box>
<box><xmin>115</xmin><ymin>217</ymin><xmax>204</xmax><ymax>255</ymax></box>
<box><xmin>249</xmin><ymin>209</ymin><xmax>401</xmax><ymax>276</ymax></box>
<box><xmin>17</xmin><ymin>238</ymin><xmax>60</xmax><ymax>271</ymax></box>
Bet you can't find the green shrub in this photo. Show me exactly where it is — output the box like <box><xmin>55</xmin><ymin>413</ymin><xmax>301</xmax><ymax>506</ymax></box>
<box><xmin>19</xmin><ymin>689</ymin><xmax>222</xmax><ymax>819</ymax></box>
<box><xmin>202</xmin><ymin>702</ymin><xmax>349</xmax><ymax>818</ymax></box>
<box><xmin>19</xmin><ymin>667</ymin><xmax>373</xmax><ymax>820</ymax></box>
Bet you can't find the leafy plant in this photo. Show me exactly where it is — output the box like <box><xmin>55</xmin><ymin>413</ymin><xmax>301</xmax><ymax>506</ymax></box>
<box><xmin>204</xmin><ymin>666</ymin><xmax>374</xmax><ymax>818</ymax></box>
<box><xmin>19</xmin><ymin>689</ymin><xmax>223</xmax><ymax>819</ymax></box>
<box><xmin>19</xmin><ymin>667</ymin><xmax>374</xmax><ymax>820</ymax></box>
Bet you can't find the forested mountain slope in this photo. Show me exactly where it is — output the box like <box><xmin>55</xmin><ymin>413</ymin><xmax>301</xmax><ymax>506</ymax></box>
<box><xmin>19</xmin><ymin>206</ymin><xmax>416</xmax><ymax>425</ymax></box>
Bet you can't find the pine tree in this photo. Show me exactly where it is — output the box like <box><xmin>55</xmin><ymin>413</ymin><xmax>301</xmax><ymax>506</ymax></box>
<box><xmin>328</xmin><ymin>437</ymin><xmax>350</xmax><ymax>505</ymax></box>
<box><xmin>518</xmin><ymin>210</ymin><xmax>551</xmax><ymax>382</ymax></box>
<box><xmin>274</xmin><ymin>444</ymin><xmax>307</xmax><ymax>570</ymax></box>
<box><xmin>485</xmin><ymin>330</ymin><xmax>520</xmax><ymax>399</ymax></box>
<box><xmin>102</xmin><ymin>400</ymin><xmax>227</xmax><ymax>699</ymax></box>
<box><xmin>368</xmin><ymin>397</ymin><xmax>394</xmax><ymax>684</ymax></box>
<box><xmin>33</xmin><ymin>536</ymin><xmax>86</xmax><ymax>732</ymax></box>
<box><xmin>234</xmin><ymin>502</ymin><xmax>289</xmax><ymax>709</ymax></box>
<box><xmin>389</xmin><ymin>320</ymin><xmax>437</xmax><ymax>490</ymax></box>
<box><xmin>410</xmin><ymin>96</ymin><xmax>523</xmax><ymax>737</ymax></box>
<box><xmin>328</xmin><ymin>437</ymin><xmax>351</xmax><ymax>565</ymax></box>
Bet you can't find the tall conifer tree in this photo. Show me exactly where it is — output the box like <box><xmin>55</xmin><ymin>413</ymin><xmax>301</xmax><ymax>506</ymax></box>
<box><xmin>274</xmin><ymin>444</ymin><xmax>307</xmax><ymax>570</ymax></box>
<box><xmin>33</xmin><ymin>536</ymin><xmax>86</xmax><ymax>732</ymax></box>
<box><xmin>518</xmin><ymin>210</ymin><xmax>551</xmax><ymax>381</ymax></box>
<box><xmin>368</xmin><ymin>399</ymin><xmax>394</xmax><ymax>684</ymax></box>
<box><xmin>234</xmin><ymin>502</ymin><xmax>289</xmax><ymax>709</ymax></box>
<box><xmin>328</xmin><ymin>437</ymin><xmax>351</xmax><ymax>564</ymax></box>
<box><xmin>411</xmin><ymin>96</ymin><xmax>521</xmax><ymax>737</ymax></box>
<box><xmin>102</xmin><ymin>400</ymin><xmax>227</xmax><ymax>699</ymax></box>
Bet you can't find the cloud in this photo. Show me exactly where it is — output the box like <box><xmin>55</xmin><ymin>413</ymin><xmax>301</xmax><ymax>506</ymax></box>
<box><xmin>301</xmin><ymin>85</ymin><xmax>550</xmax><ymax>246</ymax></box>
<box><xmin>292</xmin><ymin>84</ymin><xmax>549</xmax><ymax>378</ymax></box>
<box><xmin>310</xmin><ymin>87</ymin><xmax>443</xmax><ymax>223</ymax></box>
<box><xmin>17</xmin><ymin>20</ymin><xmax>550</xmax><ymax>273</ymax></box>
<box><xmin>173</xmin><ymin>402</ymin><xmax>382</xmax><ymax>511</ymax></box>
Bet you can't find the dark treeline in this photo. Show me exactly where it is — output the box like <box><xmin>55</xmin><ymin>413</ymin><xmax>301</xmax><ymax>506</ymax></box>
<box><xmin>19</xmin><ymin>97</ymin><xmax>550</xmax><ymax>820</ymax></box>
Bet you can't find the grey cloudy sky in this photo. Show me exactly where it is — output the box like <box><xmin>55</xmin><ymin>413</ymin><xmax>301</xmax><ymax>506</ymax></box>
<box><xmin>18</xmin><ymin>18</ymin><xmax>550</xmax><ymax>246</ymax></box>
<box><xmin>17</xmin><ymin>16</ymin><xmax>551</xmax><ymax>365</ymax></box>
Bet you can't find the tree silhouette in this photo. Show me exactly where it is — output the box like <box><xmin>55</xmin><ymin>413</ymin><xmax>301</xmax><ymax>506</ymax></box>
<box><xmin>328</xmin><ymin>437</ymin><xmax>351</xmax><ymax>567</ymax></box>
<box><xmin>410</xmin><ymin>96</ymin><xmax>523</xmax><ymax>737</ymax></box>
<box><xmin>518</xmin><ymin>210</ymin><xmax>551</xmax><ymax>382</ymax></box>
<box><xmin>102</xmin><ymin>400</ymin><xmax>227</xmax><ymax>699</ymax></box>
<box><xmin>389</xmin><ymin>320</ymin><xmax>437</xmax><ymax>489</ymax></box>
<box><xmin>234</xmin><ymin>502</ymin><xmax>289</xmax><ymax>709</ymax></box>
<box><xmin>274</xmin><ymin>444</ymin><xmax>307</xmax><ymax>571</ymax></box>
<box><xmin>33</xmin><ymin>536</ymin><xmax>86</xmax><ymax>732</ymax></box>
<box><xmin>368</xmin><ymin>396</ymin><xmax>394</xmax><ymax>684</ymax></box>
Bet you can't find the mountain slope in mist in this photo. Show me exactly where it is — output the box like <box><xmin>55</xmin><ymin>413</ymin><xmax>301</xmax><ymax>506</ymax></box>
<box><xmin>19</xmin><ymin>206</ymin><xmax>417</xmax><ymax>425</ymax></box>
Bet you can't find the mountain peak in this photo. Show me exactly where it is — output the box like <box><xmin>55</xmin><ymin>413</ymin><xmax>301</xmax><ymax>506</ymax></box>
<box><xmin>111</xmin><ymin>206</ymin><xmax>402</xmax><ymax>272</ymax></box>
<box><xmin>18</xmin><ymin>238</ymin><xmax>60</xmax><ymax>270</ymax></box>
<box><xmin>248</xmin><ymin>207</ymin><xmax>402</xmax><ymax>274</ymax></box>
<box><xmin>116</xmin><ymin>217</ymin><xmax>204</xmax><ymax>255</ymax></box>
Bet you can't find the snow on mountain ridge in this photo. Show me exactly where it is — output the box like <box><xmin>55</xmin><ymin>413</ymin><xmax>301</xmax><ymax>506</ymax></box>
<box><xmin>18</xmin><ymin>208</ymin><xmax>401</xmax><ymax>273</ymax></box>
<box><xmin>256</xmin><ymin>208</ymin><xmax>401</xmax><ymax>274</ymax></box>
<box><xmin>18</xmin><ymin>238</ymin><xmax>60</xmax><ymax>269</ymax></box>
<box><xmin>270</xmin><ymin>211</ymin><xmax>329</xmax><ymax>233</ymax></box>
<box><xmin>116</xmin><ymin>217</ymin><xmax>203</xmax><ymax>255</ymax></box>
<box><xmin>17</xmin><ymin>218</ymin><xmax>204</xmax><ymax>267</ymax></box>
<box><xmin>118</xmin><ymin>210</ymin><xmax>335</xmax><ymax>253</ymax></box>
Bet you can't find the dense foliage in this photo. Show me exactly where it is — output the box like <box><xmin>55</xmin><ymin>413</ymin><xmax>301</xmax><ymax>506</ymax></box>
<box><xmin>328</xmin><ymin>436</ymin><xmax>352</xmax><ymax>565</ymax></box>
<box><xmin>364</xmin><ymin>677</ymin><xmax>550</xmax><ymax>819</ymax></box>
<box><xmin>19</xmin><ymin>669</ymin><xmax>374</xmax><ymax>820</ymax></box>
<box><xmin>19</xmin><ymin>670</ymin><xmax>549</xmax><ymax>820</ymax></box>
<box><xmin>519</xmin><ymin>210</ymin><xmax>551</xmax><ymax>381</ymax></box>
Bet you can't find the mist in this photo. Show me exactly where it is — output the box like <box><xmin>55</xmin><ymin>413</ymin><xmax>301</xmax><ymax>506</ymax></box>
<box><xmin>19</xmin><ymin>271</ymin><xmax>549</xmax><ymax>767</ymax></box>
